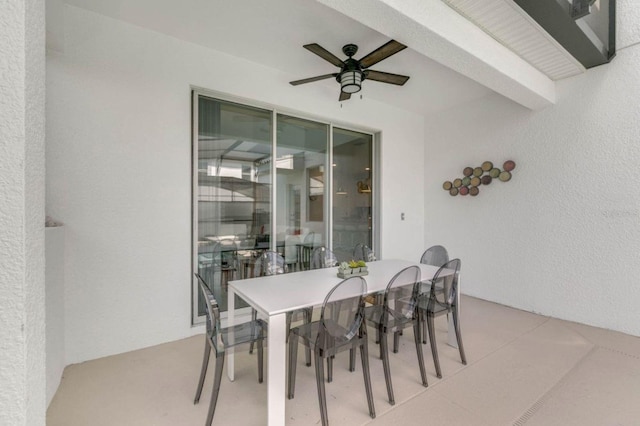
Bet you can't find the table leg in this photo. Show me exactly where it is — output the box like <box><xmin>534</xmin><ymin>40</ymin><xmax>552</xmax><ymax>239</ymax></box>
<box><xmin>267</xmin><ymin>312</ymin><xmax>287</xmax><ymax>426</ymax></box>
<box><xmin>227</xmin><ymin>287</ymin><xmax>235</xmax><ymax>381</ymax></box>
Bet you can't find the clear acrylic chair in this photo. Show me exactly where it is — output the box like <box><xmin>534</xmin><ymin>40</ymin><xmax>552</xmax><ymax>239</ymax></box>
<box><xmin>420</xmin><ymin>245</ymin><xmax>449</xmax><ymax>266</ymax></box>
<box><xmin>418</xmin><ymin>245</ymin><xmax>449</xmax><ymax>343</ymax></box>
<box><xmin>418</xmin><ymin>258</ymin><xmax>466</xmax><ymax>378</ymax></box>
<box><xmin>193</xmin><ymin>274</ymin><xmax>267</xmax><ymax>426</ymax></box>
<box><xmin>364</xmin><ymin>265</ymin><xmax>427</xmax><ymax>405</ymax></box>
<box><xmin>310</xmin><ymin>246</ymin><xmax>339</xmax><ymax>269</ymax></box>
<box><xmin>353</xmin><ymin>243</ymin><xmax>375</xmax><ymax>262</ymax></box>
<box><xmin>249</xmin><ymin>251</ymin><xmax>286</xmax><ymax>354</ymax></box>
<box><xmin>288</xmin><ymin>276</ymin><xmax>376</xmax><ymax>426</ymax></box>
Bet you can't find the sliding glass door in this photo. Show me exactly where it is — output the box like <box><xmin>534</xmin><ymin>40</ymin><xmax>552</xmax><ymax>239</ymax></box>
<box><xmin>193</xmin><ymin>91</ymin><xmax>375</xmax><ymax>323</ymax></box>
<box><xmin>332</xmin><ymin>128</ymin><xmax>373</xmax><ymax>261</ymax></box>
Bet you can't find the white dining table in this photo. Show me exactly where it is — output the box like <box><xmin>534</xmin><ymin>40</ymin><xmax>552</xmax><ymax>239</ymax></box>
<box><xmin>227</xmin><ymin>259</ymin><xmax>458</xmax><ymax>426</ymax></box>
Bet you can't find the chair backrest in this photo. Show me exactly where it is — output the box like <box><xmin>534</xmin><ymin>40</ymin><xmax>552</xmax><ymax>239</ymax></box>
<box><xmin>253</xmin><ymin>250</ymin><xmax>286</xmax><ymax>277</ymax></box>
<box><xmin>318</xmin><ymin>276</ymin><xmax>367</xmax><ymax>348</ymax></box>
<box><xmin>353</xmin><ymin>243</ymin><xmax>375</xmax><ymax>262</ymax></box>
<box><xmin>420</xmin><ymin>245</ymin><xmax>449</xmax><ymax>266</ymax></box>
<box><xmin>382</xmin><ymin>266</ymin><xmax>421</xmax><ymax>324</ymax></box>
<box><xmin>430</xmin><ymin>258</ymin><xmax>461</xmax><ymax>308</ymax></box>
<box><xmin>310</xmin><ymin>246</ymin><xmax>339</xmax><ymax>269</ymax></box>
<box><xmin>195</xmin><ymin>274</ymin><xmax>223</xmax><ymax>351</ymax></box>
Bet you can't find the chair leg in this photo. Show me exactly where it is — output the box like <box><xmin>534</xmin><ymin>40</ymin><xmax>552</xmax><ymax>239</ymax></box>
<box><xmin>249</xmin><ymin>309</ymin><xmax>258</xmax><ymax>354</ymax></box>
<box><xmin>349</xmin><ymin>348</ymin><xmax>356</xmax><ymax>372</ymax></box>
<box><xmin>327</xmin><ymin>356</ymin><xmax>333</xmax><ymax>383</ymax></box>
<box><xmin>304</xmin><ymin>308</ymin><xmax>312</xmax><ymax>367</ymax></box>
<box><xmin>422</xmin><ymin>310</ymin><xmax>428</xmax><ymax>344</ymax></box>
<box><xmin>257</xmin><ymin>335</ymin><xmax>264</xmax><ymax>383</ymax></box>
<box><xmin>288</xmin><ymin>334</ymin><xmax>299</xmax><ymax>399</ymax></box>
<box><xmin>379</xmin><ymin>331</ymin><xmax>395</xmax><ymax>405</ymax></box>
<box><xmin>314</xmin><ymin>352</ymin><xmax>329</xmax><ymax>426</ymax></box>
<box><xmin>194</xmin><ymin>341</ymin><xmax>211</xmax><ymax>404</ymax></box>
<box><xmin>413</xmin><ymin>321</ymin><xmax>428</xmax><ymax>387</ymax></box>
<box><xmin>359</xmin><ymin>338</ymin><xmax>376</xmax><ymax>419</ymax></box>
<box><xmin>452</xmin><ymin>307</ymin><xmax>467</xmax><ymax>365</ymax></box>
<box><xmin>205</xmin><ymin>352</ymin><xmax>225</xmax><ymax>426</ymax></box>
<box><xmin>426</xmin><ymin>315</ymin><xmax>442</xmax><ymax>379</ymax></box>
<box><xmin>393</xmin><ymin>330</ymin><xmax>400</xmax><ymax>353</ymax></box>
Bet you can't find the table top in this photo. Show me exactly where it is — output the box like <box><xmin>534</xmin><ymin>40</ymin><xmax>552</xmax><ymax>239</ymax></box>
<box><xmin>228</xmin><ymin>259</ymin><xmax>450</xmax><ymax>317</ymax></box>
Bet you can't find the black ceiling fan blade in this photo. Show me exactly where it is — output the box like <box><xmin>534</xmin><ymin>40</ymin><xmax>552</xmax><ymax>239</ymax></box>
<box><xmin>365</xmin><ymin>70</ymin><xmax>410</xmax><ymax>85</ymax></box>
<box><xmin>339</xmin><ymin>91</ymin><xmax>351</xmax><ymax>101</ymax></box>
<box><xmin>289</xmin><ymin>73</ymin><xmax>337</xmax><ymax>86</ymax></box>
<box><xmin>303</xmin><ymin>43</ymin><xmax>344</xmax><ymax>67</ymax></box>
<box><xmin>359</xmin><ymin>40</ymin><xmax>407</xmax><ymax>68</ymax></box>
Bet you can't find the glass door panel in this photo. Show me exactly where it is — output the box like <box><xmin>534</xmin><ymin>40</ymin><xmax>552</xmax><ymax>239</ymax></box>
<box><xmin>332</xmin><ymin>128</ymin><xmax>373</xmax><ymax>262</ymax></box>
<box><xmin>195</xmin><ymin>96</ymin><xmax>272</xmax><ymax>317</ymax></box>
<box><xmin>276</xmin><ymin>114</ymin><xmax>329</xmax><ymax>271</ymax></box>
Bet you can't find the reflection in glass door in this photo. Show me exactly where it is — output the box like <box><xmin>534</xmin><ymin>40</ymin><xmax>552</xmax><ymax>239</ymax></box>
<box><xmin>276</xmin><ymin>114</ymin><xmax>328</xmax><ymax>272</ymax></box>
<box><xmin>194</xmin><ymin>96</ymin><xmax>272</xmax><ymax>319</ymax></box>
<box><xmin>332</xmin><ymin>128</ymin><xmax>373</xmax><ymax>262</ymax></box>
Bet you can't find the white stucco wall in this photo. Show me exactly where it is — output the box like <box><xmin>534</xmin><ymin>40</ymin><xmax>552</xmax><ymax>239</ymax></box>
<box><xmin>46</xmin><ymin>5</ymin><xmax>425</xmax><ymax>363</ymax></box>
<box><xmin>424</xmin><ymin>8</ymin><xmax>640</xmax><ymax>337</ymax></box>
<box><xmin>0</xmin><ymin>0</ymin><xmax>46</xmax><ymax>424</ymax></box>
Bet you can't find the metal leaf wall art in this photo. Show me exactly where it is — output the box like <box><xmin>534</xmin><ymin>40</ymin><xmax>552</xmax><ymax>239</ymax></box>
<box><xmin>443</xmin><ymin>160</ymin><xmax>516</xmax><ymax>197</ymax></box>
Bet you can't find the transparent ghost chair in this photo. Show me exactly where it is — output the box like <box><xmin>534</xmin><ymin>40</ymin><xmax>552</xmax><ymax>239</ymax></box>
<box><xmin>417</xmin><ymin>258</ymin><xmax>466</xmax><ymax>378</ymax></box>
<box><xmin>364</xmin><ymin>265</ymin><xmax>428</xmax><ymax>405</ymax></box>
<box><xmin>193</xmin><ymin>274</ymin><xmax>267</xmax><ymax>426</ymax></box>
<box><xmin>288</xmin><ymin>276</ymin><xmax>376</xmax><ymax>426</ymax></box>
<box><xmin>417</xmin><ymin>245</ymin><xmax>450</xmax><ymax>343</ymax></box>
<box><xmin>310</xmin><ymin>246</ymin><xmax>339</xmax><ymax>269</ymax></box>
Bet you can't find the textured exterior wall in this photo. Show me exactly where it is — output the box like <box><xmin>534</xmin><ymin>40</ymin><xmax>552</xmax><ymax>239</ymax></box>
<box><xmin>46</xmin><ymin>6</ymin><xmax>425</xmax><ymax>363</ymax></box>
<box><xmin>0</xmin><ymin>0</ymin><xmax>46</xmax><ymax>424</ymax></box>
<box><xmin>424</xmin><ymin>7</ymin><xmax>640</xmax><ymax>336</ymax></box>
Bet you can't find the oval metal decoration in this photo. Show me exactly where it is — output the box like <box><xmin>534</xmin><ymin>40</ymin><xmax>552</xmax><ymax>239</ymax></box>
<box><xmin>499</xmin><ymin>171</ymin><xmax>512</xmax><ymax>182</ymax></box>
<box><xmin>445</xmin><ymin>159</ymin><xmax>515</xmax><ymax>198</ymax></box>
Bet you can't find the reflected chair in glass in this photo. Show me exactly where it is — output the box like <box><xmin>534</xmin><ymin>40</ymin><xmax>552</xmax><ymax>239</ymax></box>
<box><xmin>310</xmin><ymin>246</ymin><xmax>339</xmax><ymax>269</ymax></box>
<box><xmin>193</xmin><ymin>274</ymin><xmax>267</xmax><ymax>426</ymax></box>
<box><xmin>417</xmin><ymin>258</ymin><xmax>466</xmax><ymax>378</ymax></box>
<box><xmin>364</xmin><ymin>265</ymin><xmax>427</xmax><ymax>405</ymax></box>
<box><xmin>418</xmin><ymin>245</ymin><xmax>449</xmax><ymax>343</ymax></box>
<box><xmin>288</xmin><ymin>276</ymin><xmax>376</xmax><ymax>426</ymax></box>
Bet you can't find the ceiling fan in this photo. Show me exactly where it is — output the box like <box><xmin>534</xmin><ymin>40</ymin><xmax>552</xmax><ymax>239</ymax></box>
<box><xmin>290</xmin><ymin>40</ymin><xmax>410</xmax><ymax>101</ymax></box>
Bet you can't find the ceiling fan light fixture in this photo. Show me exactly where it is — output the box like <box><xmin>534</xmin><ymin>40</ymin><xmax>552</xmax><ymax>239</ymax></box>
<box><xmin>340</xmin><ymin>70</ymin><xmax>363</xmax><ymax>94</ymax></box>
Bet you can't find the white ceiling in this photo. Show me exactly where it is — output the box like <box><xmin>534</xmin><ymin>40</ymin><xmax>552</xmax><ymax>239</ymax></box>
<box><xmin>46</xmin><ymin>0</ymin><xmax>494</xmax><ymax>116</ymax></box>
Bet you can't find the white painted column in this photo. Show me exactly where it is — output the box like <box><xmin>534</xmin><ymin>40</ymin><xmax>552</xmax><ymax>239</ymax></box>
<box><xmin>0</xmin><ymin>0</ymin><xmax>46</xmax><ymax>424</ymax></box>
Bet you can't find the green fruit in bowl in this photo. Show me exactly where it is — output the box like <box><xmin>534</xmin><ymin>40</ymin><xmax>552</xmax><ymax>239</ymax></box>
<box><xmin>357</xmin><ymin>260</ymin><xmax>366</xmax><ymax>267</ymax></box>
